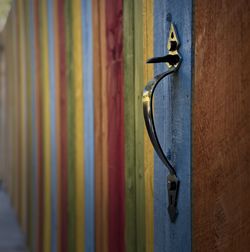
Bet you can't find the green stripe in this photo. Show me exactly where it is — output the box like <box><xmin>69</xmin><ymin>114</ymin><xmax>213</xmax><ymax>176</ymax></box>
<box><xmin>134</xmin><ymin>0</ymin><xmax>146</xmax><ymax>251</ymax></box>
<box><xmin>124</xmin><ymin>0</ymin><xmax>137</xmax><ymax>251</ymax></box>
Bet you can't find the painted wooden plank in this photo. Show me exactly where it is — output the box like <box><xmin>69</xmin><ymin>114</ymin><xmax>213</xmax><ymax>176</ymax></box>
<box><xmin>64</xmin><ymin>1</ymin><xmax>76</xmax><ymax>251</ymax></box>
<box><xmin>12</xmin><ymin>4</ymin><xmax>19</xmax><ymax>218</ymax></box>
<box><xmin>153</xmin><ymin>0</ymin><xmax>192</xmax><ymax>251</ymax></box>
<box><xmin>100</xmin><ymin>1</ymin><xmax>109</xmax><ymax>250</ymax></box>
<box><xmin>24</xmin><ymin>0</ymin><xmax>33</xmax><ymax>247</ymax></box>
<box><xmin>16</xmin><ymin>0</ymin><xmax>22</xmax><ymax>220</ymax></box>
<box><xmin>92</xmin><ymin>0</ymin><xmax>109</xmax><ymax>250</ymax></box>
<box><xmin>17</xmin><ymin>0</ymin><xmax>28</xmax><ymax>233</ymax></box>
<box><xmin>47</xmin><ymin>0</ymin><xmax>58</xmax><ymax>251</ymax></box>
<box><xmin>105</xmin><ymin>0</ymin><xmax>125</xmax><ymax>251</ymax></box>
<box><xmin>53</xmin><ymin>0</ymin><xmax>62</xmax><ymax>251</ymax></box>
<box><xmin>34</xmin><ymin>0</ymin><xmax>45</xmax><ymax>250</ymax></box>
<box><xmin>143</xmin><ymin>0</ymin><xmax>154</xmax><ymax>251</ymax></box>
<box><xmin>92</xmin><ymin>0</ymin><xmax>103</xmax><ymax>250</ymax></box>
<box><xmin>56</xmin><ymin>0</ymin><xmax>68</xmax><ymax>251</ymax></box>
<box><xmin>39</xmin><ymin>1</ymin><xmax>51</xmax><ymax>251</ymax></box>
<box><xmin>123</xmin><ymin>0</ymin><xmax>136</xmax><ymax>251</ymax></box>
<box><xmin>72</xmin><ymin>0</ymin><xmax>85</xmax><ymax>251</ymax></box>
<box><xmin>193</xmin><ymin>0</ymin><xmax>250</xmax><ymax>250</ymax></box>
<box><xmin>29</xmin><ymin>0</ymin><xmax>38</xmax><ymax>251</ymax></box>
<box><xmin>40</xmin><ymin>1</ymin><xmax>52</xmax><ymax>251</ymax></box>
<box><xmin>81</xmin><ymin>0</ymin><xmax>95</xmax><ymax>251</ymax></box>
<box><xmin>134</xmin><ymin>0</ymin><xmax>146</xmax><ymax>251</ymax></box>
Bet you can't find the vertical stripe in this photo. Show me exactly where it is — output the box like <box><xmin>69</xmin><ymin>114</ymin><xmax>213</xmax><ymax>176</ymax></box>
<box><xmin>101</xmin><ymin>0</ymin><xmax>109</xmax><ymax>250</ymax></box>
<box><xmin>57</xmin><ymin>0</ymin><xmax>68</xmax><ymax>251</ymax></box>
<box><xmin>93</xmin><ymin>0</ymin><xmax>109</xmax><ymax>250</ymax></box>
<box><xmin>92</xmin><ymin>0</ymin><xmax>103</xmax><ymax>250</ymax></box>
<box><xmin>14</xmin><ymin>4</ymin><xmax>19</xmax><ymax>218</ymax></box>
<box><xmin>34</xmin><ymin>0</ymin><xmax>45</xmax><ymax>250</ymax></box>
<box><xmin>106</xmin><ymin>0</ymin><xmax>125</xmax><ymax>251</ymax></box>
<box><xmin>48</xmin><ymin>0</ymin><xmax>58</xmax><ymax>251</ymax></box>
<box><xmin>72</xmin><ymin>0</ymin><xmax>85</xmax><ymax>251</ymax></box>
<box><xmin>17</xmin><ymin>0</ymin><xmax>28</xmax><ymax>233</ymax></box>
<box><xmin>53</xmin><ymin>0</ymin><xmax>62</xmax><ymax>250</ymax></box>
<box><xmin>29</xmin><ymin>0</ymin><xmax>38</xmax><ymax>250</ymax></box>
<box><xmin>82</xmin><ymin>0</ymin><xmax>95</xmax><ymax>251</ymax></box>
<box><xmin>134</xmin><ymin>0</ymin><xmax>146</xmax><ymax>251</ymax></box>
<box><xmin>123</xmin><ymin>0</ymin><xmax>136</xmax><ymax>251</ymax></box>
<box><xmin>65</xmin><ymin>0</ymin><xmax>76</xmax><ymax>251</ymax></box>
<box><xmin>24</xmin><ymin>0</ymin><xmax>33</xmax><ymax>247</ymax></box>
<box><xmin>40</xmin><ymin>0</ymin><xmax>52</xmax><ymax>251</ymax></box>
<box><xmin>143</xmin><ymin>0</ymin><xmax>154</xmax><ymax>251</ymax></box>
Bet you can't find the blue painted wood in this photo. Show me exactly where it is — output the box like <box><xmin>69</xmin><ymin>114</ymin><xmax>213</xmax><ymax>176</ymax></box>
<box><xmin>29</xmin><ymin>0</ymin><xmax>38</xmax><ymax>251</ymax></box>
<box><xmin>154</xmin><ymin>0</ymin><xmax>192</xmax><ymax>251</ymax></box>
<box><xmin>81</xmin><ymin>1</ymin><xmax>95</xmax><ymax>251</ymax></box>
<box><xmin>47</xmin><ymin>0</ymin><xmax>57</xmax><ymax>251</ymax></box>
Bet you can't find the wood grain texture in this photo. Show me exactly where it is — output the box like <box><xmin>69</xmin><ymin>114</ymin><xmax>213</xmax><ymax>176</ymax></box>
<box><xmin>100</xmin><ymin>0</ymin><xmax>109</xmax><ymax>249</ymax></box>
<box><xmin>72</xmin><ymin>0</ymin><xmax>85</xmax><ymax>251</ymax></box>
<box><xmin>153</xmin><ymin>0</ymin><xmax>192</xmax><ymax>251</ymax></box>
<box><xmin>123</xmin><ymin>0</ymin><xmax>136</xmax><ymax>251</ymax></box>
<box><xmin>93</xmin><ymin>0</ymin><xmax>109</xmax><ymax>250</ymax></box>
<box><xmin>92</xmin><ymin>0</ymin><xmax>103</xmax><ymax>250</ymax></box>
<box><xmin>106</xmin><ymin>0</ymin><xmax>125</xmax><ymax>251</ymax></box>
<box><xmin>82</xmin><ymin>1</ymin><xmax>95</xmax><ymax>251</ymax></box>
<box><xmin>143</xmin><ymin>0</ymin><xmax>154</xmax><ymax>251</ymax></box>
<box><xmin>92</xmin><ymin>0</ymin><xmax>109</xmax><ymax>251</ymax></box>
<box><xmin>193</xmin><ymin>1</ymin><xmax>250</xmax><ymax>251</ymax></box>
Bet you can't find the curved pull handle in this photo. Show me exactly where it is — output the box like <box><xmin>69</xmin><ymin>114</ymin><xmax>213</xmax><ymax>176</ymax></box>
<box><xmin>142</xmin><ymin>68</ymin><xmax>177</xmax><ymax>175</ymax></box>
<box><xmin>142</xmin><ymin>22</ymin><xmax>181</xmax><ymax>222</ymax></box>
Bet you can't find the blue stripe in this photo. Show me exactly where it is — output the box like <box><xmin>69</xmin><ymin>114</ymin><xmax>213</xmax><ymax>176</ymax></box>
<box><xmin>81</xmin><ymin>0</ymin><xmax>95</xmax><ymax>251</ymax></box>
<box><xmin>47</xmin><ymin>0</ymin><xmax>57</xmax><ymax>251</ymax></box>
<box><xmin>154</xmin><ymin>0</ymin><xmax>192</xmax><ymax>251</ymax></box>
<box><xmin>29</xmin><ymin>0</ymin><xmax>38</xmax><ymax>251</ymax></box>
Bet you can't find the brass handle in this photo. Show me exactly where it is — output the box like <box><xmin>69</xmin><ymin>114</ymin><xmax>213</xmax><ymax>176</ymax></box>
<box><xmin>142</xmin><ymin>22</ymin><xmax>181</xmax><ymax>222</ymax></box>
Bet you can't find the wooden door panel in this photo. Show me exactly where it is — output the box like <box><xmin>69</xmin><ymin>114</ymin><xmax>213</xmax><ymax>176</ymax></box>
<box><xmin>193</xmin><ymin>0</ymin><xmax>250</xmax><ymax>251</ymax></box>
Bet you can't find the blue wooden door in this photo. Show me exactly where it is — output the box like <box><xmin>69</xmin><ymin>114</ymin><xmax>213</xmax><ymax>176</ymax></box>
<box><xmin>153</xmin><ymin>1</ymin><xmax>192</xmax><ymax>251</ymax></box>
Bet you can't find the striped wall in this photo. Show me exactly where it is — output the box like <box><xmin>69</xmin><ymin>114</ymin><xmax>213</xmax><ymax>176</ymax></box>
<box><xmin>0</xmin><ymin>0</ymin><xmax>192</xmax><ymax>252</ymax></box>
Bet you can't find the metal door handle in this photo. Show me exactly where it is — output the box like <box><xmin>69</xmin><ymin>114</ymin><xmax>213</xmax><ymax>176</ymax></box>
<box><xmin>142</xmin><ymin>23</ymin><xmax>181</xmax><ymax>222</ymax></box>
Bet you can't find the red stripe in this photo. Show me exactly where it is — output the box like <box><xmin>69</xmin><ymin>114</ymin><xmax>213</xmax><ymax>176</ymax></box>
<box><xmin>34</xmin><ymin>1</ymin><xmax>44</xmax><ymax>251</ymax></box>
<box><xmin>57</xmin><ymin>0</ymin><xmax>68</xmax><ymax>251</ymax></box>
<box><xmin>106</xmin><ymin>0</ymin><xmax>125</xmax><ymax>251</ymax></box>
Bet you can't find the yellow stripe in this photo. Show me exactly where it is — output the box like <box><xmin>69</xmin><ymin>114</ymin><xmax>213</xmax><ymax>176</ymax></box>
<box><xmin>143</xmin><ymin>0</ymin><xmax>154</xmax><ymax>251</ymax></box>
<box><xmin>17</xmin><ymin>0</ymin><xmax>28</xmax><ymax>233</ymax></box>
<box><xmin>72</xmin><ymin>1</ymin><xmax>85</xmax><ymax>251</ymax></box>
<box><xmin>41</xmin><ymin>1</ymin><xmax>51</xmax><ymax>251</ymax></box>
